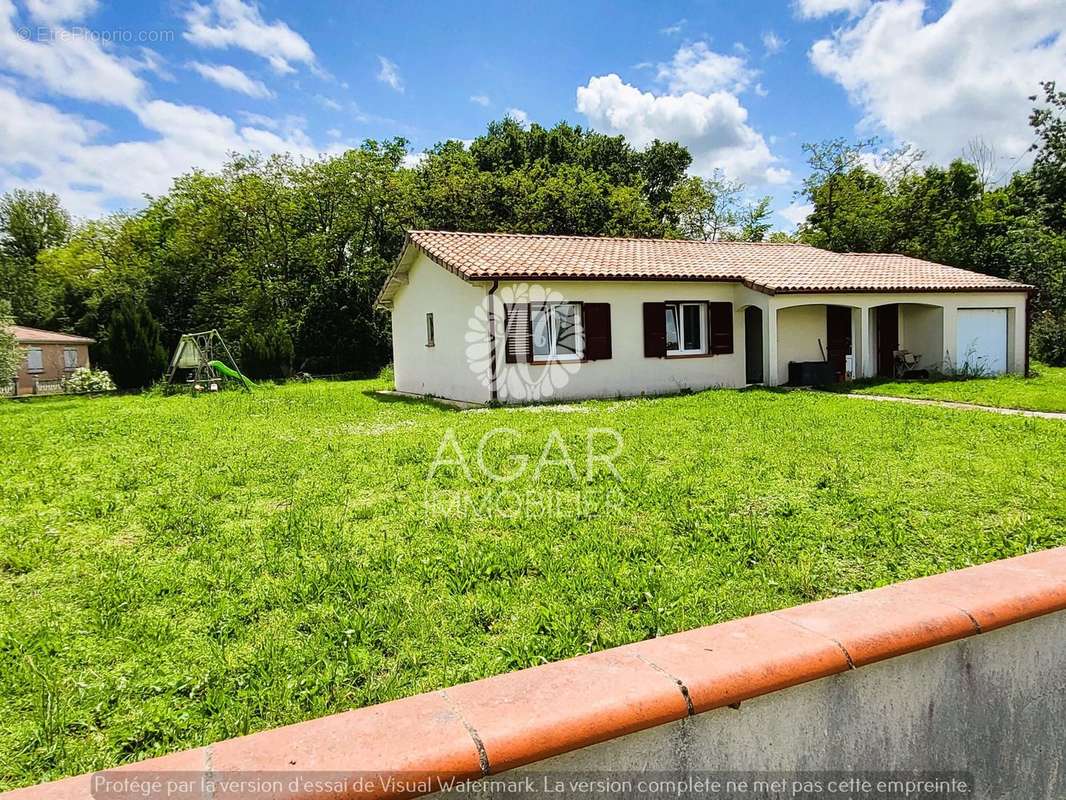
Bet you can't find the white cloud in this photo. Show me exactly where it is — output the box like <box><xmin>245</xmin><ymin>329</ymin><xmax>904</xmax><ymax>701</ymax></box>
<box><xmin>0</xmin><ymin>85</ymin><xmax>324</xmax><ymax>218</ymax></box>
<box><xmin>576</xmin><ymin>73</ymin><xmax>788</xmax><ymax>184</ymax></box>
<box><xmin>810</xmin><ymin>0</ymin><xmax>1066</xmax><ymax>163</ymax></box>
<box><xmin>184</xmin><ymin>0</ymin><xmax>315</xmax><ymax>75</ymax></box>
<box><xmin>469</xmin><ymin>94</ymin><xmax>490</xmax><ymax>106</ymax></box>
<box><xmin>794</xmin><ymin>0</ymin><xmax>869</xmax><ymax>18</ymax></box>
<box><xmin>505</xmin><ymin>107</ymin><xmax>528</xmax><ymax>124</ymax></box>
<box><xmin>659</xmin><ymin>18</ymin><xmax>685</xmax><ymax>35</ymax></box>
<box><xmin>0</xmin><ymin>0</ymin><xmax>146</xmax><ymax>107</ymax></box>
<box><xmin>376</xmin><ymin>55</ymin><xmax>403</xmax><ymax>92</ymax></box>
<box><xmin>190</xmin><ymin>62</ymin><xmax>272</xmax><ymax>98</ymax></box>
<box><xmin>656</xmin><ymin>41</ymin><xmax>755</xmax><ymax>94</ymax></box>
<box><xmin>778</xmin><ymin>202</ymin><xmax>813</xmax><ymax>228</ymax></box>
<box><xmin>401</xmin><ymin>151</ymin><xmax>426</xmax><ymax>169</ymax></box>
<box><xmin>24</xmin><ymin>0</ymin><xmax>97</xmax><ymax>24</ymax></box>
<box><xmin>314</xmin><ymin>94</ymin><xmax>342</xmax><ymax>111</ymax></box>
<box><xmin>762</xmin><ymin>31</ymin><xmax>786</xmax><ymax>55</ymax></box>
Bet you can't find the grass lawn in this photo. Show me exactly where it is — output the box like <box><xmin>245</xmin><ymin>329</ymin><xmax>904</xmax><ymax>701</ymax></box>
<box><xmin>1</xmin><ymin>380</ymin><xmax>1064</xmax><ymax>788</ymax></box>
<box><xmin>848</xmin><ymin>362</ymin><xmax>1066</xmax><ymax>414</ymax></box>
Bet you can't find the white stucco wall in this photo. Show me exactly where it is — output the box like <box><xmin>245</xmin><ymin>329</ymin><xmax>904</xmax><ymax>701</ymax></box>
<box><xmin>491</xmin><ymin>280</ymin><xmax>747</xmax><ymax>403</ymax></box>
<box><xmin>775</xmin><ymin>305</ymin><xmax>827</xmax><ymax>385</ymax></box>
<box><xmin>900</xmin><ymin>304</ymin><xmax>945</xmax><ymax>371</ymax></box>
<box><xmin>389</xmin><ymin>253</ymin><xmax>491</xmax><ymax>403</ymax></box>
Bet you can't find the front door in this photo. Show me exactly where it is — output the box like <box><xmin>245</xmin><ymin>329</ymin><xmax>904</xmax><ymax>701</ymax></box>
<box><xmin>744</xmin><ymin>307</ymin><xmax>763</xmax><ymax>384</ymax></box>
<box><xmin>826</xmin><ymin>306</ymin><xmax>852</xmax><ymax>381</ymax></box>
<box><xmin>876</xmin><ymin>304</ymin><xmax>899</xmax><ymax>378</ymax></box>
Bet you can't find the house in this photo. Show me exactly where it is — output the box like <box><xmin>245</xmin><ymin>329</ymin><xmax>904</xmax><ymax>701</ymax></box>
<box><xmin>377</xmin><ymin>231</ymin><xmax>1032</xmax><ymax>405</ymax></box>
<box><xmin>6</xmin><ymin>326</ymin><xmax>95</xmax><ymax>396</ymax></box>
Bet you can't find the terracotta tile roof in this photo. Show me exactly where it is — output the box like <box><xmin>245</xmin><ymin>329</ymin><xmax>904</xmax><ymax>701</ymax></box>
<box><xmin>8</xmin><ymin>548</ymin><xmax>1066</xmax><ymax>800</ymax></box>
<box><xmin>7</xmin><ymin>326</ymin><xmax>95</xmax><ymax>345</ymax></box>
<box><xmin>379</xmin><ymin>231</ymin><xmax>1030</xmax><ymax>300</ymax></box>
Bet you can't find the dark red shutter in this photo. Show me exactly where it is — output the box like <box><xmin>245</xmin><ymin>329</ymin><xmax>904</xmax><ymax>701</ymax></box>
<box><xmin>709</xmin><ymin>302</ymin><xmax>734</xmax><ymax>355</ymax></box>
<box><xmin>504</xmin><ymin>303</ymin><xmax>531</xmax><ymax>363</ymax></box>
<box><xmin>583</xmin><ymin>303</ymin><xmax>611</xmax><ymax>360</ymax></box>
<box><xmin>643</xmin><ymin>302</ymin><xmax>666</xmax><ymax>358</ymax></box>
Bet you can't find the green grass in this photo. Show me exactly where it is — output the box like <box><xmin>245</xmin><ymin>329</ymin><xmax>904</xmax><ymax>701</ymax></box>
<box><xmin>848</xmin><ymin>362</ymin><xmax>1066</xmax><ymax>414</ymax></box>
<box><xmin>1</xmin><ymin>380</ymin><xmax>1064</xmax><ymax>788</ymax></box>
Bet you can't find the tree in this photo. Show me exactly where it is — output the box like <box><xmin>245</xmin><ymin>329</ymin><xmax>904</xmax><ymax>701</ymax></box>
<box><xmin>798</xmin><ymin>137</ymin><xmax>877</xmax><ymax>250</ymax></box>
<box><xmin>100</xmin><ymin>300</ymin><xmax>167</xmax><ymax>389</ymax></box>
<box><xmin>670</xmin><ymin>171</ymin><xmax>743</xmax><ymax>241</ymax></box>
<box><xmin>735</xmin><ymin>196</ymin><xmax>774</xmax><ymax>242</ymax></box>
<box><xmin>0</xmin><ymin>299</ymin><xmax>18</xmax><ymax>387</ymax></box>
<box><xmin>0</xmin><ymin>190</ymin><xmax>71</xmax><ymax>324</ymax></box>
<box><xmin>1029</xmin><ymin>80</ymin><xmax>1066</xmax><ymax>233</ymax></box>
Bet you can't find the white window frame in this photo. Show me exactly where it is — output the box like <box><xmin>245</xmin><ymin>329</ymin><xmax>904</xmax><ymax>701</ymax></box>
<box><xmin>425</xmin><ymin>313</ymin><xmax>435</xmax><ymax>347</ymax></box>
<box><xmin>63</xmin><ymin>347</ymin><xmax>78</xmax><ymax>370</ymax></box>
<box><xmin>531</xmin><ymin>302</ymin><xmax>583</xmax><ymax>362</ymax></box>
<box><xmin>26</xmin><ymin>347</ymin><xmax>44</xmax><ymax>373</ymax></box>
<box><xmin>665</xmin><ymin>302</ymin><xmax>707</xmax><ymax>356</ymax></box>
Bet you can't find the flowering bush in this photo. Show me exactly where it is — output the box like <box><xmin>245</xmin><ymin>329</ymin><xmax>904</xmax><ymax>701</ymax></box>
<box><xmin>64</xmin><ymin>367</ymin><xmax>116</xmax><ymax>394</ymax></box>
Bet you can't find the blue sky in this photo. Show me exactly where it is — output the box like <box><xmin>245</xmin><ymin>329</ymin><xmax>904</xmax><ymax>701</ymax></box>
<box><xmin>1</xmin><ymin>0</ymin><xmax>1063</xmax><ymax>226</ymax></box>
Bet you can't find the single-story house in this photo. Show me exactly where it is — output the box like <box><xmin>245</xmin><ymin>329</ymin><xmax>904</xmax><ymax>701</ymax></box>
<box><xmin>377</xmin><ymin>231</ymin><xmax>1032</xmax><ymax>405</ymax></box>
<box><xmin>6</xmin><ymin>325</ymin><xmax>95</xmax><ymax>396</ymax></box>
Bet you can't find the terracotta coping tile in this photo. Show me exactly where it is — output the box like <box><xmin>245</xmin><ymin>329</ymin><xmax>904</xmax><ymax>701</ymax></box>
<box><xmin>209</xmin><ymin>692</ymin><xmax>485</xmax><ymax>796</ymax></box>
<box><xmin>442</xmin><ymin>648</ymin><xmax>690</xmax><ymax>774</ymax></box>
<box><xmin>4</xmin><ymin>749</ymin><xmax>209</xmax><ymax>800</ymax></box>
<box><xmin>772</xmin><ymin>581</ymin><xmax>981</xmax><ymax>668</ymax></box>
<box><xmin>622</xmin><ymin>614</ymin><xmax>851</xmax><ymax>713</ymax></box>
<box><xmin>894</xmin><ymin>550</ymin><xmax>1066</xmax><ymax>633</ymax></box>
<box><xmin>5</xmin><ymin>548</ymin><xmax>1064</xmax><ymax>800</ymax></box>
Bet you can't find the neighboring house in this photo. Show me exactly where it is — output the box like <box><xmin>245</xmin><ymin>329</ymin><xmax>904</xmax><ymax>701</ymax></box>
<box><xmin>377</xmin><ymin>231</ymin><xmax>1032</xmax><ymax>405</ymax></box>
<box><xmin>6</xmin><ymin>326</ymin><xmax>95</xmax><ymax>396</ymax></box>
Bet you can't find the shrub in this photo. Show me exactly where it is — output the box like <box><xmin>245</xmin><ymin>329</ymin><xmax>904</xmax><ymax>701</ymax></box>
<box><xmin>101</xmin><ymin>300</ymin><xmax>168</xmax><ymax>389</ymax></box>
<box><xmin>1031</xmin><ymin>310</ymin><xmax>1066</xmax><ymax>366</ymax></box>
<box><xmin>64</xmin><ymin>367</ymin><xmax>116</xmax><ymax>394</ymax></box>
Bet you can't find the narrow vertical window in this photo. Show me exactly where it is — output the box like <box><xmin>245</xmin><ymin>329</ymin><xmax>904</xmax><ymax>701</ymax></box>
<box><xmin>425</xmin><ymin>313</ymin><xmax>435</xmax><ymax>347</ymax></box>
<box><xmin>64</xmin><ymin>348</ymin><xmax>78</xmax><ymax>370</ymax></box>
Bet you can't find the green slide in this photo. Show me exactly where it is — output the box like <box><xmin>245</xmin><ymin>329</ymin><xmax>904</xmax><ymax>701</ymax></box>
<box><xmin>208</xmin><ymin>360</ymin><xmax>254</xmax><ymax>391</ymax></box>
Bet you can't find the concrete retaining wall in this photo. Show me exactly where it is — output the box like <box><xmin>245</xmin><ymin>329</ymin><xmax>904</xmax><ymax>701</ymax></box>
<box><xmin>484</xmin><ymin>609</ymin><xmax>1065</xmax><ymax>799</ymax></box>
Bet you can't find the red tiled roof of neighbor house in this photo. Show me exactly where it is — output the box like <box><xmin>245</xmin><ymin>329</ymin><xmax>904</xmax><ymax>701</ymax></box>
<box><xmin>6</xmin><ymin>548</ymin><xmax>1066</xmax><ymax>800</ymax></box>
<box><xmin>7</xmin><ymin>325</ymin><xmax>95</xmax><ymax>345</ymax></box>
<box><xmin>381</xmin><ymin>230</ymin><xmax>1032</xmax><ymax>299</ymax></box>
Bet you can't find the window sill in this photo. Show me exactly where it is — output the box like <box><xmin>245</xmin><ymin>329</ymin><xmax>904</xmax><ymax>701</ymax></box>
<box><xmin>665</xmin><ymin>352</ymin><xmax>712</xmax><ymax>360</ymax></box>
<box><xmin>530</xmin><ymin>356</ymin><xmax>584</xmax><ymax>365</ymax></box>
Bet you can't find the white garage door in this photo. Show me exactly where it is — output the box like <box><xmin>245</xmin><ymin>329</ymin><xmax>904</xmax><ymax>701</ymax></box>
<box><xmin>956</xmin><ymin>308</ymin><xmax>1007</xmax><ymax>375</ymax></box>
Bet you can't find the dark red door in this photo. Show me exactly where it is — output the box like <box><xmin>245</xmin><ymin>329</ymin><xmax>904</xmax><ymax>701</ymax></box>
<box><xmin>826</xmin><ymin>305</ymin><xmax>852</xmax><ymax>381</ymax></box>
<box><xmin>876</xmin><ymin>305</ymin><xmax>899</xmax><ymax>378</ymax></box>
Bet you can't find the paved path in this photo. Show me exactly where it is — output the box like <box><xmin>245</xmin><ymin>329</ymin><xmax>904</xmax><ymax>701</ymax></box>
<box><xmin>846</xmin><ymin>392</ymin><xmax>1066</xmax><ymax>420</ymax></box>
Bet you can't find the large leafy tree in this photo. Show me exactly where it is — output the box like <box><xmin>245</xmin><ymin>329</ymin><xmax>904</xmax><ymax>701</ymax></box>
<box><xmin>0</xmin><ymin>190</ymin><xmax>71</xmax><ymax>325</ymax></box>
<box><xmin>0</xmin><ymin>300</ymin><xmax>18</xmax><ymax>386</ymax></box>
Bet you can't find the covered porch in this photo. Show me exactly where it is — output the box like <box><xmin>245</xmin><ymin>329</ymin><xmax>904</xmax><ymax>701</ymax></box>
<box><xmin>753</xmin><ymin>294</ymin><xmax>1025</xmax><ymax>387</ymax></box>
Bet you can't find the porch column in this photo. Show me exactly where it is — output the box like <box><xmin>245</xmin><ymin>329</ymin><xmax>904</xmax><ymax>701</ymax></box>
<box><xmin>766</xmin><ymin>303</ymin><xmax>779</xmax><ymax>386</ymax></box>
<box><xmin>858</xmin><ymin>307</ymin><xmax>875</xmax><ymax>379</ymax></box>
<box><xmin>942</xmin><ymin>304</ymin><xmax>957</xmax><ymax>373</ymax></box>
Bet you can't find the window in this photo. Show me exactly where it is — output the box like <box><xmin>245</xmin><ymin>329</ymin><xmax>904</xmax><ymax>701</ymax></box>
<box><xmin>531</xmin><ymin>302</ymin><xmax>582</xmax><ymax>361</ymax></box>
<box><xmin>425</xmin><ymin>313</ymin><xmax>435</xmax><ymax>347</ymax></box>
<box><xmin>26</xmin><ymin>347</ymin><xmax>43</xmax><ymax>373</ymax></box>
<box><xmin>665</xmin><ymin>302</ymin><xmax>706</xmax><ymax>355</ymax></box>
<box><xmin>63</xmin><ymin>348</ymin><xmax>78</xmax><ymax>370</ymax></box>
